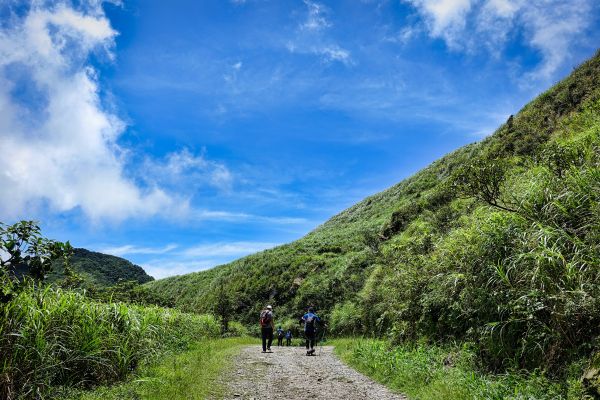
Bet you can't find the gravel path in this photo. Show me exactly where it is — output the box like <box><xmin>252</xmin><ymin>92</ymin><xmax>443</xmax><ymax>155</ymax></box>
<box><xmin>222</xmin><ymin>345</ymin><xmax>406</xmax><ymax>400</ymax></box>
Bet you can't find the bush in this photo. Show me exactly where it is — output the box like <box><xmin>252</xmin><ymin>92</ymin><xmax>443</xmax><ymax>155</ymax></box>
<box><xmin>223</xmin><ymin>321</ymin><xmax>249</xmax><ymax>337</ymax></box>
<box><xmin>330</xmin><ymin>301</ymin><xmax>363</xmax><ymax>336</ymax></box>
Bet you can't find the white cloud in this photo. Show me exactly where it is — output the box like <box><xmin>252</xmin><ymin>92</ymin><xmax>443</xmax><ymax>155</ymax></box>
<box><xmin>99</xmin><ymin>244</ymin><xmax>178</xmax><ymax>257</ymax></box>
<box><xmin>143</xmin><ymin>148</ymin><xmax>233</xmax><ymax>193</ymax></box>
<box><xmin>319</xmin><ymin>45</ymin><xmax>352</xmax><ymax>65</ymax></box>
<box><xmin>285</xmin><ymin>0</ymin><xmax>353</xmax><ymax>66</ymax></box>
<box><xmin>141</xmin><ymin>259</ymin><xmax>218</xmax><ymax>279</ymax></box>
<box><xmin>301</xmin><ymin>0</ymin><xmax>332</xmax><ymax>31</ymax></box>
<box><xmin>191</xmin><ymin>209</ymin><xmax>307</xmax><ymax>225</ymax></box>
<box><xmin>406</xmin><ymin>0</ymin><xmax>473</xmax><ymax>48</ymax></box>
<box><xmin>385</xmin><ymin>26</ymin><xmax>422</xmax><ymax>44</ymax></box>
<box><xmin>0</xmin><ymin>1</ymin><xmax>181</xmax><ymax>221</ymax></box>
<box><xmin>286</xmin><ymin>41</ymin><xmax>353</xmax><ymax>66</ymax></box>
<box><xmin>403</xmin><ymin>0</ymin><xmax>596</xmax><ymax>79</ymax></box>
<box><xmin>182</xmin><ymin>241</ymin><xmax>278</xmax><ymax>258</ymax></box>
<box><xmin>520</xmin><ymin>1</ymin><xmax>592</xmax><ymax>80</ymax></box>
<box><xmin>140</xmin><ymin>241</ymin><xmax>280</xmax><ymax>279</ymax></box>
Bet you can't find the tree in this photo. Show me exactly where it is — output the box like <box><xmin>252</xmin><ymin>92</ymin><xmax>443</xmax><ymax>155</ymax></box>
<box><xmin>213</xmin><ymin>279</ymin><xmax>233</xmax><ymax>334</ymax></box>
<box><xmin>451</xmin><ymin>157</ymin><xmax>518</xmax><ymax>213</ymax></box>
<box><xmin>0</xmin><ymin>221</ymin><xmax>72</xmax><ymax>301</ymax></box>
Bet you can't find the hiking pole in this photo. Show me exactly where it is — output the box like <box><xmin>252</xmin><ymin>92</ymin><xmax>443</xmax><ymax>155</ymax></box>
<box><xmin>319</xmin><ymin>325</ymin><xmax>327</xmax><ymax>356</ymax></box>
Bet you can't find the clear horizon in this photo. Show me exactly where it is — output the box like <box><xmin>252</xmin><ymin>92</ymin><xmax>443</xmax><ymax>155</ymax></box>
<box><xmin>1</xmin><ymin>0</ymin><xmax>599</xmax><ymax>278</ymax></box>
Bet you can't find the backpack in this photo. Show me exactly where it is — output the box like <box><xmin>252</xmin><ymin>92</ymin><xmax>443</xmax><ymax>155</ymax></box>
<box><xmin>305</xmin><ymin>314</ymin><xmax>316</xmax><ymax>329</ymax></box>
<box><xmin>259</xmin><ymin>310</ymin><xmax>272</xmax><ymax>327</ymax></box>
<box><xmin>277</xmin><ymin>329</ymin><xmax>284</xmax><ymax>338</ymax></box>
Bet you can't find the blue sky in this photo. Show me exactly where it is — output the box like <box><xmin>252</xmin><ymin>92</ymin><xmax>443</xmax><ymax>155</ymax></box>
<box><xmin>1</xmin><ymin>0</ymin><xmax>599</xmax><ymax>278</ymax></box>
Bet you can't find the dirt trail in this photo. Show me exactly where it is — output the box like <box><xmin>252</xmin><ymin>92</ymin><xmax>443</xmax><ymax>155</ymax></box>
<box><xmin>222</xmin><ymin>345</ymin><xmax>406</xmax><ymax>400</ymax></box>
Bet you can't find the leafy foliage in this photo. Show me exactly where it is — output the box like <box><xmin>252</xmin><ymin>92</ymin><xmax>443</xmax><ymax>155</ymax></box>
<box><xmin>0</xmin><ymin>221</ymin><xmax>72</xmax><ymax>281</ymax></box>
<box><xmin>0</xmin><ymin>221</ymin><xmax>72</xmax><ymax>303</ymax></box>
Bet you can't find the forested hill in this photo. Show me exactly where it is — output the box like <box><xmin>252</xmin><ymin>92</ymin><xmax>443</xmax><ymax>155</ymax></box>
<box><xmin>48</xmin><ymin>248</ymin><xmax>153</xmax><ymax>287</ymax></box>
<box><xmin>146</xmin><ymin>50</ymin><xmax>600</xmax><ymax>373</ymax></box>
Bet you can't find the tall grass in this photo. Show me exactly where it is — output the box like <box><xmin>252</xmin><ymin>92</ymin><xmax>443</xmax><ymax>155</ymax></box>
<box><xmin>0</xmin><ymin>284</ymin><xmax>220</xmax><ymax>399</ymax></box>
<box><xmin>333</xmin><ymin>339</ymin><xmax>585</xmax><ymax>400</ymax></box>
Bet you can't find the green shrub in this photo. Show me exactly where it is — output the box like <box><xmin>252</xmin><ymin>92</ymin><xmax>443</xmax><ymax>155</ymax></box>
<box><xmin>223</xmin><ymin>321</ymin><xmax>249</xmax><ymax>337</ymax></box>
<box><xmin>330</xmin><ymin>301</ymin><xmax>363</xmax><ymax>336</ymax></box>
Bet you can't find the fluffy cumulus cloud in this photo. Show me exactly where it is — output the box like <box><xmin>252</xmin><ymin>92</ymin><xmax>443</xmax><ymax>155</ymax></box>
<box><xmin>0</xmin><ymin>1</ymin><xmax>181</xmax><ymax>221</ymax></box>
<box><xmin>404</xmin><ymin>0</ymin><xmax>596</xmax><ymax>79</ymax></box>
<box><xmin>0</xmin><ymin>1</ymin><xmax>242</xmax><ymax>222</ymax></box>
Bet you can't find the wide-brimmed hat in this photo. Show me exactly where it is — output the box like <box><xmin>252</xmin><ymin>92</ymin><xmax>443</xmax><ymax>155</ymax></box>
<box><xmin>266</xmin><ymin>305</ymin><xmax>273</xmax><ymax>310</ymax></box>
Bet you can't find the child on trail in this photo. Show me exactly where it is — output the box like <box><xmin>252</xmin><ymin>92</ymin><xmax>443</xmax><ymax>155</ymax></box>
<box><xmin>259</xmin><ymin>305</ymin><xmax>274</xmax><ymax>353</ymax></box>
<box><xmin>285</xmin><ymin>329</ymin><xmax>293</xmax><ymax>346</ymax></box>
<box><xmin>276</xmin><ymin>326</ymin><xmax>284</xmax><ymax>346</ymax></box>
<box><xmin>300</xmin><ymin>307</ymin><xmax>321</xmax><ymax>356</ymax></box>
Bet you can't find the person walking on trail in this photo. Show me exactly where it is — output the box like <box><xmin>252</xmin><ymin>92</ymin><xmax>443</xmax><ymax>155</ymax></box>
<box><xmin>276</xmin><ymin>326</ymin><xmax>285</xmax><ymax>346</ymax></box>
<box><xmin>300</xmin><ymin>307</ymin><xmax>321</xmax><ymax>356</ymax></box>
<box><xmin>285</xmin><ymin>329</ymin><xmax>293</xmax><ymax>346</ymax></box>
<box><xmin>259</xmin><ymin>305</ymin><xmax>274</xmax><ymax>353</ymax></box>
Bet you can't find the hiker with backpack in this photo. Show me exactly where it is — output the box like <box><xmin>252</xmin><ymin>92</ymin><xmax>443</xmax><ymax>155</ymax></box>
<box><xmin>259</xmin><ymin>305</ymin><xmax>275</xmax><ymax>353</ymax></box>
<box><xmin>285</xmin><ymin>329</ymin><xmax>293</xmax><ymax>346</ymax></box>
<box><xmin>300</xmin><ymin>306</ymin><xmax>321</xmax><ymax>356</ymax></box>
<box><xmin>276</xmin><ymin>326</ymin><xmax>285</xmax><ymax>346</ymax></box>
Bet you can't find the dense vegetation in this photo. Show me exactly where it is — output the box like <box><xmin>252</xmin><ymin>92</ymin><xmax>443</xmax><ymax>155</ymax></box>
<box><xmin>146</xmin><ymin>50</ymin><xmax>600</xmax><ymax>393</ymax></box>
<box><xmin>333</xmin><ymin>339</ymin><xmax>585</xmax><ymax>399</ymax></box>
<box><xmin>0</xmin><ymin>283</ymin><xmax>221</xmax><ymax>399</ymax></box>
<box><xmin>48</xmin><ymin>248</ymin><xmax>153</xmax><ymax>287</ymax></box>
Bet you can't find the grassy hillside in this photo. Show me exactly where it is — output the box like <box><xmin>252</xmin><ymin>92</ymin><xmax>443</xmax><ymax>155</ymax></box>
<box><xmin>48</xmin><ymin>248</ymin><xmax>153</xmax><ymax>287</ymax></box>
<box><xmin>146</xmin><ymin>50</ymin><xmax>600</xmax><ymax>381</ymax></box>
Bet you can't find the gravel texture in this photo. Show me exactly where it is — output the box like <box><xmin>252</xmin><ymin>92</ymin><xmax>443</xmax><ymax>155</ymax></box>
<box><xmin>222</xmin><ymin>345</ymin><xmax>407</xmax><ymax>400</ymax></box>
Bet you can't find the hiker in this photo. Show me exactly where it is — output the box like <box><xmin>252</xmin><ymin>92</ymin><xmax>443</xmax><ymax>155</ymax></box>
<box><xmin>276</xmin><ymin>326</ymin><xmax>285</xmax><ymax>346</ymax></box>
<box><xmin>259</xmin><ymin>305</ymin><xmax>274</xmax><ymax>353</ymax></box>
<box><xmin>300</xmin><ymin>306</ymin><xmax>321</xmax><ymax>355</ymax></box>
<box><xmin>285</xmin><ymin>329</ymin><xmax>293</xmax><ymax>346</ymax></box>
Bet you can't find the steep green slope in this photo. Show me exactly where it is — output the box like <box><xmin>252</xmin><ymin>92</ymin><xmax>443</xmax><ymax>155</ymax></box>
<box><xmin>147</xmin><ymin>50</ymin><xmax>600</xmax><ymax>375</ymax></box>
<box><xmin>48</xmin><ymin>248</ymin><xmax>153</xmax><ymax>287</ymax></box>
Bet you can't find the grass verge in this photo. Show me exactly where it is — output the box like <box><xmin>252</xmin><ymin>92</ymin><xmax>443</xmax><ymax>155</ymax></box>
<box><xmin>61</xmin><ymin>337</ymin><xmax>255</xmax><ymax>399</ymax></box>
<box><xmin>331</xmin><ymin>338</ymin><xmax>586</xmax><ymax>400</ymax></box>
